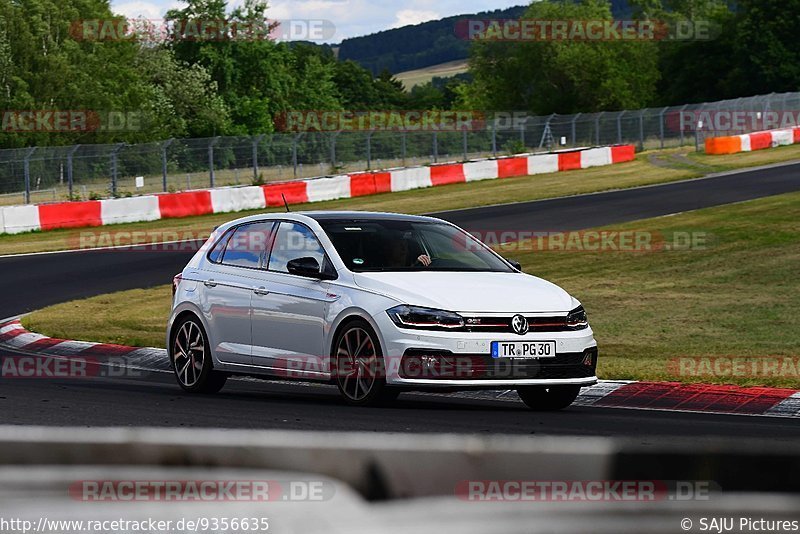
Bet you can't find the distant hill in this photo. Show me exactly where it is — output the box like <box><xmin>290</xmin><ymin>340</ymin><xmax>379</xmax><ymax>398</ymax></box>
<box><xmin>337</xmin><ymin>1</ymin><xmax>633</xmax><ymax>75</ymax></box>
<box><xmin>337</xmin><ymin>6</ymin><xmax>527</xmax><ymax>75</ymax></box>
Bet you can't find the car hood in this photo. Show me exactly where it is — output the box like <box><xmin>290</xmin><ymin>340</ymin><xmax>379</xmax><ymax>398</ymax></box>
<box><xmin>353</xmin><ymin>271</ymin><xmax>576</xmax><ymax>313</ymax></box>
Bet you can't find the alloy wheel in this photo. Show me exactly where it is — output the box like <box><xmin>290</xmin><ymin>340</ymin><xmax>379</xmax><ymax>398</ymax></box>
<box><xmin>173</xmin><ymin>320</ymin><xmax>205</xmax><ymax>388</ymax></box>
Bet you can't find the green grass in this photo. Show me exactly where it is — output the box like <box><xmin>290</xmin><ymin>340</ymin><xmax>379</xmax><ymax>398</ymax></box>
<box><xmin>22</xmin><ymin>191</ymin><xmax>800</xmax><ymax>387</ymax></box>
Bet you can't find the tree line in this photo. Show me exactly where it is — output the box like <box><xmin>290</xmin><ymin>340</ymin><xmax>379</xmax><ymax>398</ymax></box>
<box><xmin>0</xmin><ymin>0</ymin><xmax>798</xmax><ymax>150</ymax></box>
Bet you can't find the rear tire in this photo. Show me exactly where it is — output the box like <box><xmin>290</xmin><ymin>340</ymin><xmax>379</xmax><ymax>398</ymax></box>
<box><xmin>516</xmin><ymin>385</ymin><xmax>580</xmax><ymax>411</ymax></box>
<box><xmin>332</xmin><ymin>319</ymin><xmax>398</xmax><ymax>407</ymax></box>
<box><xmin>170</xmin><ymin>315</ymin><xmax>227</xmax><ymax>394</ymax></box>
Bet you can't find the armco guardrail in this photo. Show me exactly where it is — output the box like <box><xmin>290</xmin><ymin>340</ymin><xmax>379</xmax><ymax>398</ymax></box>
<box><xmin>0</xmin><ymin>145</ymin><xmax>635</xmax><ymax>235</ymax></box>
<box><xmin>0</xmin><ymin>426</ymin><xmax>799</xmax><ymax>497</ymax></box>
<box><xmin>705</xmin><ymin>127</ymin><xmax>800</xmax><ymax>155</ymax></box>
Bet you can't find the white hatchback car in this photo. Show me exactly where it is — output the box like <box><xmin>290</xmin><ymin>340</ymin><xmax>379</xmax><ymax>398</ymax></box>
<box><xmin>168</xmin><ymin>211</ymin><xmax>598</xmax><ymax>410</ymax></box>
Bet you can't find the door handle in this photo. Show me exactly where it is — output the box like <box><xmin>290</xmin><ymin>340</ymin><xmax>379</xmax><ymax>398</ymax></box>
<box><xmin>204</xmin><ymin>279</ymin><xmax>218</xmax><ymax>288</ymax></box>
<box><xmin>253</xmin><ymin>287</ymin><xmax>269</xmax><ymax>296</ymax></box>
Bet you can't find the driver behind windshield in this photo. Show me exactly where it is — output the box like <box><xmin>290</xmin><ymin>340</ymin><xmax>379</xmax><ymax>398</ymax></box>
<box><xmin>384</xmin><ymin>231</ymin><xmax>431</xmax><ymax>268</ymax></box>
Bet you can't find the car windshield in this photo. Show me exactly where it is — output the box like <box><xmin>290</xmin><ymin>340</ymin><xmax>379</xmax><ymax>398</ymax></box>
<box><xmin>319</xmin><ymin>219</ymin><xmax>514</xmax><ymax>273</ymax></box>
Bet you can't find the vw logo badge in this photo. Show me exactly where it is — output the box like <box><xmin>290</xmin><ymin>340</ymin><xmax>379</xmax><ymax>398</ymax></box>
<box><xmin>511</xmin><ymin>314</ymin><xmax>529</xmax><ymax>335</ymax></box>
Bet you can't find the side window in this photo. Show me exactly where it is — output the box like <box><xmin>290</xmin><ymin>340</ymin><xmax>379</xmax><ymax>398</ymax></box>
<box><xmin>268</xmin><ymin>222</ymin><xmax>327</xmax><ymax>273</ymax></box>
<box><xmin>221</xmin><ymin>222</ymin><xmax>275</xmax><ymax>269</ymax></box>
<box><xmin>207</xmin><ymin>230</ymin><xmax>232</xmax><ymax>263</ymax></box>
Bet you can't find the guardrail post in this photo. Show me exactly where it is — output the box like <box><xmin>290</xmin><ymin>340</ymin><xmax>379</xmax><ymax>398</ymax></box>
<box><xmin>66</xmin><ymin>145</ymin><xmax>80</xmax><ymax>199</ymax></box>
<box><xmin>110</xmin><ymin>143</ymin><xmax>125</xmax><ymax>197</ymax></box>
<box><xmin>252</xmin><ymin>134</ymin><xmax>265</xmax><ymax>182</ymax></box>
<box><xmin>23</xmin><ymin>147</ymin><xmax>36</xmax><ymax>204</ymax></box>
<box><xmin>161</xmin><ymin>138</ymin><xmax>174</xmax><ymax>192</ymax></box>
<box><xmin>208</xmin><ymin>137</ymin><xmax>220</xmax><ymax>188</ymax></box>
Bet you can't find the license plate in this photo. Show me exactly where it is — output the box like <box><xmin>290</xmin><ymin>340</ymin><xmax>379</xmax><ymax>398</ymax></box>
<box><xmin>491</xmin><ymin>341</ymin><xmax>557</xmax><ymax>359</ymax></box>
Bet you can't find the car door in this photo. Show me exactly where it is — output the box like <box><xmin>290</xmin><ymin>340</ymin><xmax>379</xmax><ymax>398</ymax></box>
<box><xmin>251</xmin><ymin>221</ymin><xmax>336</xmax><ymax>376</ymax></box>
<box><xmin>199</xmin><ymin>221</ymin><xmax>276</xmax><ymax>366</ymax></box>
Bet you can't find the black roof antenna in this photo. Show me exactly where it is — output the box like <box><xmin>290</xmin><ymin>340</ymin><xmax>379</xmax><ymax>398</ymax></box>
<box><xmin>281</xmin><ymin>193</ymin><xmax>291</xmax><ymax>212</ymax></box>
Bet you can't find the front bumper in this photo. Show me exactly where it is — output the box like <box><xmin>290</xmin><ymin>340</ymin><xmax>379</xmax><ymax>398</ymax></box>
<box><xmin>376</xmin><ymin>314</ymin><xmax>598</xmax><ymax>388</ymax></box>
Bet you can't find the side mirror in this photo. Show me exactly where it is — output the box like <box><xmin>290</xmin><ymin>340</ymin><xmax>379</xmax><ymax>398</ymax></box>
<box><xmin>287</xmin><ymin>257</ymin><xmax>336</xmax><ymax>280</ymax></box>
<box><xmin>506</xmin><ymin>259</ymin><xmax>522</xmax><ymax>271</ymax></box>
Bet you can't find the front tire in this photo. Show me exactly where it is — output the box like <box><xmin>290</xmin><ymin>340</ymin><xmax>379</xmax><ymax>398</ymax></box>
<box><xmin>332</xmin><ymin>319</ymin><xmax>398</xmax><ymax>407</ymax></box>
<box><xmin>516</xmin><ymin>385</ymin><xmax>581</xmax><ymax>411</ymax></box>
<box><xmin>170</xmin><ymin>316</ymin><xmax>227</xmax><ymax>394</ymax></box>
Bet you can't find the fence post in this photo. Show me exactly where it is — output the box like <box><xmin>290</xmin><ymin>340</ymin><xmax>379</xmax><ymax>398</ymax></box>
<box><xmin>208</xmin><ymin>137</ymin><xmax>220</xmax><ymax>188</ymax></box>
<box><xmin>462</xmin><ymin>129</ymin><xmax>468</xmax><ymax>161</ymax></box>
<box><xmin>110</xmin><ymin>143</ymin><xmax>125</xmax><ymax>197</ymax></box>
<box><xmin>432</xmin><ymin>132</ymin><xmax>438</xmax><ymax>163</ymax></box>
<box><xmin>638</xmin><ymin>110</ymin><xmax>645</xmax><ymax>151</ymax></box>
<box><xmin>616</xmin><ymin>110</ymin><xmax>626</xmax><ymax>145</ymax></box>
<box><xmin>518</xmin><ymin>123</ymin><xmax>525</xmax><ymax>149</ymax></box>
<box><xmin>595</xmin><ymin>112</ymin><xmax>604</xmax><ymax>145</ymax></box>
<box><xmin>330</xmin><ymin>132</ymin><xmax>339</xmax><ymax>171</ymax></box>
<box><xmin>571</xmin><ymin>113</ymin><xmax>581</xmax><ymax>146</ymax></box>
<box><xmin>162</xmin><ymin>138</ymin><xmax>174</xmax><ymax>192</ymax></box>
<box><xmin>401</xmin><ymin>131</ymin><xmax>407</xmax><ymax>165</ymax></box>
<box><xmin>659</xmin><ymin>107</ymin><xmax>668</xmax><ymax>149</ymax></box>
<box><xmin>366</xmin><ymin>131</ymin><xmax>373</xmax><ymax>170</ymax></box>
<box><xmin>695</xmin><ymin>103</ymin><xmax>708</xmax><ymax>152</ymax></box>
<box><xmin>292</xmin><ymin>133</ymin><xmax>302</xmax><ymax>178</ymax></box>
<box><xmin>252</xmin><ymin>134</ymin><xmax>265</xmax><ymax>182</ymax></box>
<box><xmin>491</xmin><ymin>122</ymin><xmax>497</xmax><ymax>157</ymax></box>
<box><xmin>764</xmin><ymin>93</ymin><xmax>775</xmax><ymax>129</ymax></box>
<box><xmin>23</xmin><ymin>147</ymin><xmax>36</xmax><ymax>204</ymax></box>
<box><xmin>678</xmin><ymin>104</ymin><xmax>688</xmax><ymax>146</ymax></box>
<box><xmin>66</xmin><ymin>145</ymin><xmax>80</xmax><ymax>200</ymax></box>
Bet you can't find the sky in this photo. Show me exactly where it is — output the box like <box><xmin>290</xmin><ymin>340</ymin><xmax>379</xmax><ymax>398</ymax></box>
<box><xmin>110</xmin><ymin>0</ymin><xmax>526</xmax><ymax>42</ymax></box>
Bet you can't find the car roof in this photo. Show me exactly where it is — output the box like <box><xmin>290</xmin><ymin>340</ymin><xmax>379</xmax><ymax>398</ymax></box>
<box><xmin>217</xmin><ymin>211</ymin><xmax>443</xmax><ymax>231</ymax></box>
<box><xmin>302</xmin><ymin>211</ymin><xmax>439</xmax><ymax>223</ymax></box>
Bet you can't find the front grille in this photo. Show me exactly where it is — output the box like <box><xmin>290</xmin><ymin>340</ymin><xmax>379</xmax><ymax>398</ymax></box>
<box><xmin>461</xmin><ymin>315</ymin><xmax>573</xmax><ymax>333</ymax></box>
<box><xmin>399</xmin><ymin>348</ymin><xmax>598</xmax><ymax>380</ymax></box>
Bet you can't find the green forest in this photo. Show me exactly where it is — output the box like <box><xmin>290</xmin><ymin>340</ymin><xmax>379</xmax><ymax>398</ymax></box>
<box><xmin>0</xmin><ymin>0</ymin><xmax>798</xmax><ymax>149</ymax></box>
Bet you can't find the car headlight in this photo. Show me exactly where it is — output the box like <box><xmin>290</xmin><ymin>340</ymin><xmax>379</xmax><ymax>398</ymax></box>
<box><xmin>387</xmin><ymin>305</ymin><xmax>465</xmax><ymax>330</ymax></box>
<box><xmin>566</xmin><ymin>306</ymin><xmax>589</xmax><ymax>330</ymax></box>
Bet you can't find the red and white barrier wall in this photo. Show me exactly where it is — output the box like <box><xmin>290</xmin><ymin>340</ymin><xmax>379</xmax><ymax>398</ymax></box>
<box><xmin>0</xmin><ymin>145</ymin><xmax>636</xmax><ymax>235</ymax></box>
<box><xmin>705</xmin><ymin>127</ymin><xmax>800</xmax><ymax>155</ymax></box>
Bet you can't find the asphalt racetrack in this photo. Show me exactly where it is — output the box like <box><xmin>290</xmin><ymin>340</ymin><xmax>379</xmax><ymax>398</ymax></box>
<box><xmin>1</xmin><ymin>162</ymin><xmax>799</xmax><ymax>438</ymax></box>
